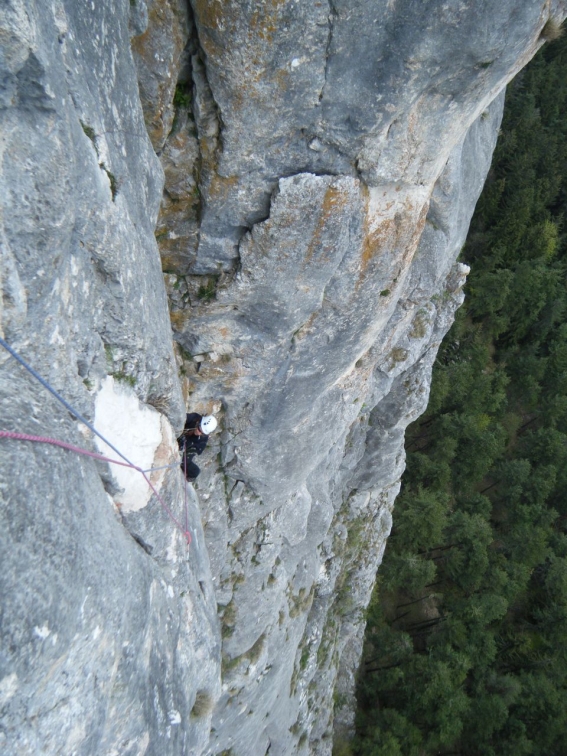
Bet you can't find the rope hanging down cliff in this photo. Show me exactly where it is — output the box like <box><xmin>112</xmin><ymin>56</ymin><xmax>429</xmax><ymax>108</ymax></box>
<box><xmin>0</xmin><ymin>336</ymin><xmax>192</xmax><ymax>545</ymax></box>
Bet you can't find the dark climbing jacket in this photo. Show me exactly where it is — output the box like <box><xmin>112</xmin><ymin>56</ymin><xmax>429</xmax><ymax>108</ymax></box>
<box><xmin>178</xmin><ymin>412</ymin><xmax>209</xmax><ymax>456</ymax></box>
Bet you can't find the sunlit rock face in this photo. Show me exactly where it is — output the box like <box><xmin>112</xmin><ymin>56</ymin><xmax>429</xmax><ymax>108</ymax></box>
<box><xmin>1</xmin><ymin>0</ymin><xmax>564</xmax><ymax>755</ymax></box>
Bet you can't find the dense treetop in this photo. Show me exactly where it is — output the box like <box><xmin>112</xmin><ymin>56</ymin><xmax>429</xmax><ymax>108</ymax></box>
<box><xmin>351</xmin><ymin>31</ymin><xmax>567</xmax><ymax>756</ymax></box>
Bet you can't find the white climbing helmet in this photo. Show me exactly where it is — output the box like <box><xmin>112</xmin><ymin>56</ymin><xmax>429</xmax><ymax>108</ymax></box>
<box><xmin>200</xmin><ymin>415</ymin><xmax>218</xmax><ymax>434</ymax></box>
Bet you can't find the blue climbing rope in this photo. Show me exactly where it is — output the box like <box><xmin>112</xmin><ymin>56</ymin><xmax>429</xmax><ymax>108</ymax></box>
<box><xmin>0</xmin><ymin>335</ymin><xmax>136</xmax><ymax>467</ymax></box>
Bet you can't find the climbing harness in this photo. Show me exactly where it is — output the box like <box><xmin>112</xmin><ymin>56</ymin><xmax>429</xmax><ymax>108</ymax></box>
<box><xmin>0</xmin><ymin>336</ymin><xmax>191</xmax><ymax>546</ymax></box>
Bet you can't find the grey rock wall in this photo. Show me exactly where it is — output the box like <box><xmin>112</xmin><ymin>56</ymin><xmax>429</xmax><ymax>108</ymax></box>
<box><xmin>0</xmin><ymin>2</ymin><xmax>217</xmax><ymax>755</ymax></box>
<box><xmin>1</xmin><ymin>1</ymin><xmax>565</xmax><ymax>755</ymax></box>
<box><xmin>188</xmin><ymin>0</ymin><xmax>549</xmax><ymax>272</ymax></box>
<box><xmin>179</xmin><ymin>93</ymin><xmax>504</xmax><ymax>756</ymax></box>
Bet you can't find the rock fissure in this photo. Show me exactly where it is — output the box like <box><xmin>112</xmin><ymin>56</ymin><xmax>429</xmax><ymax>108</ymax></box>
<box><xmin>319</xmin><ymin>0</ymin><xmax>338</xmax><ymax>105</ymax></box>
<box><xmin>191</xmin><ymin>47</ymin><xmax>222</xmax><ymax>184</ymax></box>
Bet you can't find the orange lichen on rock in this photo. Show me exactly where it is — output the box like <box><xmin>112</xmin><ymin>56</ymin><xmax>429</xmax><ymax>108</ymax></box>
<box><xmin>207</xmin><ymin>174</ymin><xmax>240</xmax><ymax>202</ymax></box>
<box><xmin>360</xmin><ymin>214</ymin><xmax>395</xmax><ymax>273</ymax></box>
<box><xmin>170</xmin><ymin>309</ymin><xmax>190</xmax><ymax>331</ymax></box>
<box><xmin>397</xmin><ymin>200</ymin><xmax>429</xmax><ymax>277</ymax></box>
<box><xmin>274</xmin><ymin>68</ymin><xmax>291</xmax><ymax>93</ymax></box>
<box><xmin>193</xmin><ymin>0</ymin><xmax>228</xmax><ymax>31</ymax></box>
<box><xmin>249</xmin><ymin>0</ymin><xmax>289</xmax><ymax>43</ymax></box>
<box><xmin>360</xmin><ymin>186</ymin><xmax>430</xmax><ymax>280</ymax></box>
<box><xmin>304</xmin><ymin>185</ymin><xmax>349</xmax><ymax>265</ymax></box>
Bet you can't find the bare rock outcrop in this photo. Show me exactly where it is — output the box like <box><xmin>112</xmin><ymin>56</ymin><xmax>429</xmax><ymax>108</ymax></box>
<box><xmin>1</xmin><ymin>1</ymin><xmax>565</xmax><ymax>755</ymax></box>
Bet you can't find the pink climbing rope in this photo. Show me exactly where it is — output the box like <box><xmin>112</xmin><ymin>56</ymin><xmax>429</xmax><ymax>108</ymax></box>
<box><xmin>0</xmin><ymin>430</ymin><xmax>192</xmax><ymax>545</ymax></box>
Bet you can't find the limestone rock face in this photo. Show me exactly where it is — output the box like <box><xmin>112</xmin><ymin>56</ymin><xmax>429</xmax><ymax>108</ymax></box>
<box><xmin>0</xmin><ymin>2</ymin><xmax>217</xmax><ymax>755</ymax></box>
<box><xmin>1</xmin><ymin>1</ymin><xmax>565</xmax><ymax>755</ymax></box>
<box><xmin>189</xmin><ymin>0</ymin><xmax>549</xmax><ymax>272</ymax></box>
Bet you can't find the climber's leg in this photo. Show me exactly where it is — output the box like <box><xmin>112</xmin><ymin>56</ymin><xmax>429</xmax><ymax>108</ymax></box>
<box><xmin>181</xmin><ymin>453</ymin><xmax>201</xmax><ymax>481</ymax></box>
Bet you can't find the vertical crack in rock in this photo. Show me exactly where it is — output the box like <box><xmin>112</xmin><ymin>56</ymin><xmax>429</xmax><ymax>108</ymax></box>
<box><xmin>319</xmin><ymin>0</ymin><xmax>338</xmax><ymax>104</ymax></box>
<box><xmin>190</xmin><ymin>49</ymin><xmax>222</xmax><ymax>198</ymax></box>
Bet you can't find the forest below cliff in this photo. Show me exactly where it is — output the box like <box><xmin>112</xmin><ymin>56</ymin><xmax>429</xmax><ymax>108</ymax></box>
<box><xmin>351</xmin><ymin>32</ymin><xmax>567</xmax><ymax>756</ymax></box>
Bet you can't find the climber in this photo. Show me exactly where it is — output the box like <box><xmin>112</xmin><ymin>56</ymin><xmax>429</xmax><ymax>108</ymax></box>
<box><xmin>178</xmin><ymin>412</ymin><xmax>218</xmax><ymax>482</ymax></box>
